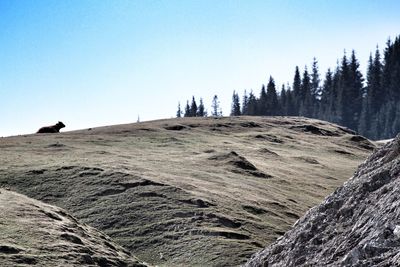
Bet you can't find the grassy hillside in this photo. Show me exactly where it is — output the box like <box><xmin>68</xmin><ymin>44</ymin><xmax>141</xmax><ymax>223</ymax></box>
<box><xmin>0</xmin><ymin>189</ymin><xmax>147</xmax><ymax>266</ymax></box>
<box><xmin>0</xmin><ymin>116</ymin><xmax>374</xmax><ymax>266</ymax></box>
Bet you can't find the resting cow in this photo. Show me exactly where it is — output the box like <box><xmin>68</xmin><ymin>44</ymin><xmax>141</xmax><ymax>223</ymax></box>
<box><xmin>37</xmin><ymin>121</ymin><xmax>65</xmax><ymax>133</ymax></box>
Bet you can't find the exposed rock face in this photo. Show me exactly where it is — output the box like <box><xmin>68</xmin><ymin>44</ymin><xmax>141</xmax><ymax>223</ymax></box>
<box><xmin>0</xmin><ymin>189</ymin><xmax>147</xmax><ymax>267</ymax></box>
<box><xmin>245</xmin><ymin>134</ymin><xmax>400</xmax><ymax>266</ymax></box>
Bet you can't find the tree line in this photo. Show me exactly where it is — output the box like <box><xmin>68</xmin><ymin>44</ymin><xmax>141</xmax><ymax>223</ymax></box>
<box><xmin>177</xmin><ymin>95</ymin><xmax>222</xmax><ymax>118</ymax></box>
<box><xmin>176</xmin><ymin>36</ymin><xmax>400</xmax><ymax>140</ymax></box>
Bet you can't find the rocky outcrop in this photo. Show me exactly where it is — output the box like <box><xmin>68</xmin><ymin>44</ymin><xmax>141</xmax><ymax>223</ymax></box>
<box><xmin>245</xmin><ymin>134</ymin><xmax>400</xmax><ymax>266</ymax></box>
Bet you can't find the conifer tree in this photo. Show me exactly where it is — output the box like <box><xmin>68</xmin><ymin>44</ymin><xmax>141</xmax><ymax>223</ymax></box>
<box><xmin>365</xmin><ymin>53</ymin><xmax>373</xmax><ymax>99</ymax></box>
<box><xmin>247</xmin><ymin>91</ymin><xmax>258</xmax><ymax>115</ymax></box>
<box><xmin>382</xmin><ymin>41</ymin><xmax>393</xmax><ymax>102</ymax></box>
<box><xmin>328</xmin><ymin>63</ymin><xmax>342</xmax><ymax>123</ymax></box>
<box><xmin>242</xmin><ymin>90</ymin><xmax>249</xmax><ymax>115</ymax></box>
<box><xmin>266</xmin><ymin>76</ymin><xmax>279</xmax><ymax>115</ymax></box>
<box><xmin>184</xmin><ymin>101</ymin><xmax>190</xmax><ymax>117</ymax></box>
<box><xmin>197</xmin><ymin>98</ymin><xmax>206</xmax><ymax>117</ymax></box>
<box><xmin>367</xmin><ymin>48</ymin><xmax>383</xmax><ymax>115</ymax></box>
<box><xmin>280</xmin><ymin>85</ymin><xmax>287</xmax><ymax>115</ymax></box>
<box><xmin>358</xmin><ymin>97</ymin><xmax>370</xmax><ymax>136</ymax></box>
<box><xmin>176</xmin><ymin>102</ymin><xmax>182</xmax><ymax>118</ymax></box>
<box><xmin>258</xmin><ymin>84</ymin><xmax>268</xmax><ymax>115</ymax></box>
<box><xmin>381</xmin><ymin>101</ymin><xmax>396</xmax><ymax>138</ymax></box>
<box><xmin>230</xmin><ymin>91</ymin><xmax>241</xmax><ymax>116</ymax></box>
<box><xmin>347</xmin><ymin>50</ymin><xmax>364</xmax><ymax>130</ymax></box>
<box><xmin>211</xmin><ymin>95</ymin><xmax>222</xmax><ymax>116</ymax></box>
<box><xmin>292</xmin><ymin>66</ymin><xmax>301</xmax><ymax>114</ymax></box>
<box><xmin>383</xmin><ymin>37</ymin><xmax>400</xmax><ymax>102</ymax></box>
<box><xmin>337</xmin><ymin>52</ymin><xmax>351</xmax><ymax>127</ymax></box>
<box><xmin>285</xmin><ymin>86</ymin><xmax>296</xmax><ymax>116</ymax></box>
<box><xmin>311</xmin><ymin>58</ymin><xmax>321</xmax><ymax>117</ymax></box>
<box><xmin>190</xmin><ymin>96</ymin><xmax>198</xmax><ymax>117</ymax></box>
<box><xmin>320</xmin><ymin>69</ymin><xmax>333</xmax><ymax>120</ymax></box>
<box><xmin>299</xmin><ymin>67</ymin><xmax>313</xmax><ymax>117</ymax></box>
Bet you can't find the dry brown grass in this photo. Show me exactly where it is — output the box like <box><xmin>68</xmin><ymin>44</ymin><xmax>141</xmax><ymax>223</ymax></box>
<box><xmin>0</xmin><ymin>189</ymin><xmax>146</xmax><ymax>266</ymax></box>
<box><xmin>0</xmin><ymin>116</ymin><xmax>375</xmax><ymax>266</ymax></box>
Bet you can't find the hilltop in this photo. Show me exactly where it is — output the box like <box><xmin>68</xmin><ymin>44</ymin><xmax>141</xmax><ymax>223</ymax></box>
<box><xmin>0</xmin><ymin>116</ymin><xmax>375</xmax><ymax>266</ymax></box>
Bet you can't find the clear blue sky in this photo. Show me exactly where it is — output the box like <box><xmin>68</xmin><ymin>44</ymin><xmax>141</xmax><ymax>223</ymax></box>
<box><xmin>1</xmin><ymin>0</ymin><xmax>399</xmax><ymax>136</ymax></box>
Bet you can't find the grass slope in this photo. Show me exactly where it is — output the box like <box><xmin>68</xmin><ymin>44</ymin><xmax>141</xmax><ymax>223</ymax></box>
<box><xmin>0</xmin><ymin>116</ymin><xmax>374</xmax><ymax>266</ymax></box>
<box><xmin>0</xmin><ymin>189</ymin><xmax>147</xmax><ymax>266</ymax></box>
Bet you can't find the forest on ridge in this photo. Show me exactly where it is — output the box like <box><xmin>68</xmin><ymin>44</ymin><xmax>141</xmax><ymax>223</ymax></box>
<box><xmin>178</xmin><ymin>35</ymin><xmax>400</xmax><ymax>140</ymax></box>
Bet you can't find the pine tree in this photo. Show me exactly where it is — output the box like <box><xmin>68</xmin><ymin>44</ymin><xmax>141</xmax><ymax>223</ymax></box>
<box><xmin>382</xmin><ymin>41</ymin><xmax>393</xmax><ymax>102</ymax></box>
<box><xmin>197</xmin><ymin>98</ymin><xmax>206</xmax><ymax>117</ymax></box>
<box><xmin>347</xmin><ymin>50</ymin><xmax>364</xmax><ymax>130</ymax></box>
<box><xmin>230</xmin><ymin>91</ymin><xmax>241</xmax><ymax>116</ymax></box>
<box><xmin>311</xmin><ymin>58</ymin><xmax>321</xmax><ymax>117</ymax></box>
<box><xmin>266</xmin><ymin>76</ymin><xmax>279</xmax><ymax>115</ymax></box>
<box><xmin>176</xmin><ymin>102</ymin><xmax>182</xmax><ymax>118</ymax></box>
<box><xmin>184</xmin><ymin>101</ymin><xmax>190</xmax><ymax>117</ymax></box>
<box><xmin>383</xmin><ymin>37</ymin><xmax>400</xmax><ymax>102</ymax></box>
<box><xmin>258</xmin><ymin>84</ymin><xmax>268</xmax><ymax>115</ymax></box>
<box><xmin>299</xmin><ymin>67</ymin><xmax>313</xmax><ymax>117</ymax></box>
<box><xmin>337</xmin><ymin>52</ymin><xmax>351</xmax><ymax>127</ymax></box>
<box><xmin>329</xmin><ymin>63</ymin><xmax>341</xmax><ymax>123</ymax></box>
<box><xmin>358</xmin><ymin>97</ymin><xmax>370</xmax><ymax>136</ymax></box>
<box><xmin>382</xmin><ymin>101</ymin><xmax>396</xmax><ymax>138</ymax></box>
<box><xmin>320</xmin><ymin>69</ymin><xmax>333</xmax><ymax>120</ymax></box>
<box><xmin>292</xmin><ymin>66</ymin><xmax>301</xmax><ymax>114</ymax></box>
<box><xmin>368</xmin><ymin>48</ymin><xmax>383</xmax><ymax>115</ymax></box>
<box><xmin>242</xmin><ymin>90</ymin><xmax>249</xmax><ymax>115</ymax></box>
<box><xmin>286</xmin><ymin>86</ymin><xmax>296</xmax><ymax>116</ymax></box>
<box><xmin>280</xmin><ymin>85</ymin><xmax>287</xmax><ymax>115</ymax></box>
<box><xmin>247</xmin><ymin>91</ymin><xmax>258</xmax><ymax>115</ymax></box>
<box><xmin>211</xmin><ymin>95</ymin><xmax>222</xmax><ymax>116</ymax></box>
<box><xmin>190</xmin><ymin>96</ymin><xmax>198</xmax><ymax>117</ymax></box>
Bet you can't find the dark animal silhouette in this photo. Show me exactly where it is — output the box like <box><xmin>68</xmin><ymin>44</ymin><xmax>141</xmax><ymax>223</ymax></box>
<box><xmin>37</xmin><ymin>121</ymin><xmax>65</xmax><ymax>133</ymax></box>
